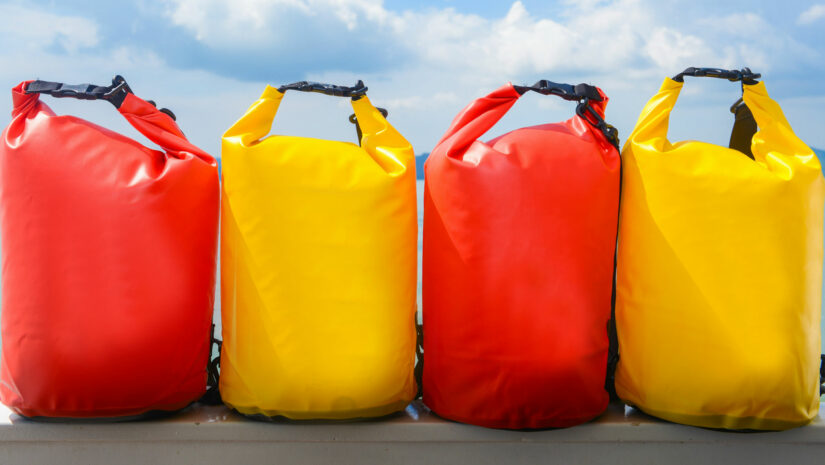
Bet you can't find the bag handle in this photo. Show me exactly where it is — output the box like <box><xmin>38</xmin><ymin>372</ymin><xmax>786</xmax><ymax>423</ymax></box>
<box><xmin>18</xmin><ymin>76</ymin><xmax>213</xmax><ymax>163</ymax></box>
<box><xmin>629</xmin><ymin>67</ymin><xmax>816</xmax><ymax>170</ymax></box>
<box><xmin>277</xmin><ymin>80</ymin><xmax>368</xmax><ymax>100</ymax></box>
<box><xmin>276</xmin><ymin>80</ymin><xmax>377</xmax><ymax>143</ymax></box>
<box><xmin>25</xmin><ymin>75</ymin><xmax>177</xmax><ymax>121</ymax></box>
<box><xmin>435</xmin><ymin>81</ymin><xmax>619</xmax><ymax>157</ymax></box>
<box><xmin>670</xmin><ymin>67</ymin><xmax>762</xmax><ymax>158</ymax></box>
<box><xmin>224</xmin><ymin>80</ymin><xmax>401</xmax><ymax>152</ymax></box>
<box><xmin>513</xmin><ymin>79</ymin><xmax>603</xmax><ymax>101</ymax></box>
<box><xmin>26</xmin><ymin>75</ymin><xmax>134</xmax><ymax>108</ymax></box>
<box><xmin>671</xmin><ymin>67</ymin><xmax>761</xmax><ymax>84</ymax></box>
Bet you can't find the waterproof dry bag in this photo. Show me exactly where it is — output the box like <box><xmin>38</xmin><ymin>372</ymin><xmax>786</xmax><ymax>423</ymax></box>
<box><xmin>615</xmin><ymin>68</ymin><xmax>824</xmax><ymax>430</ymax></box>
<box><xmin>423</xmin><ymin>81</ymin><xmax>621</xmax><ymax>429</ymax></box>
<box><xmin>0</xmin><ymin>77</ymin><xmax>219</xmax><ymax>419</ymax></box>
<box><xmin>220</xmin><ymin>81</ymin><xmax>418</xmax><ymax>419</ymax></box>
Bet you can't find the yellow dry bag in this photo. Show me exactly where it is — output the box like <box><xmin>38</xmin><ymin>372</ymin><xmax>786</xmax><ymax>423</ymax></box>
<box><xmin>615</xmin><ymin>68</ymin><xmax>824</xmax><ymax>430</ymax></box>
<box><xmin>220</xmin><ymin>81</ymin><xmax>418</xmax><ymax>419</ymax></box>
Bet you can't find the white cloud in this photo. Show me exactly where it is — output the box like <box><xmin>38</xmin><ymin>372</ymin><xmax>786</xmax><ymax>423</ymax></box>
<box><xmin>643</xmin><ymin>28</ymin><xmax>715</xmax><ymax>71</ymax></box>
<box><xmin>163</xmin><ymin>0</ymin><xmax>656</xmax><ymax>76</ymax></box>
<box><xmin>0</xmin><ymin>4</ymin><xmax>98</xmax><ymax>53</ymax></box>
<box><xmin>798</xmin><ymin>4</ymin><xmax>825</xmax><ymax>24</ymax></box>
<box><xmin>163</xmin><ymin>0</ymin><xmax>392</xmax><ymax>45</ymax></box>
<box><xmin>160</xmin><ymin>0</ymin><xmax>798</xmax><ymax>84</ymax></box>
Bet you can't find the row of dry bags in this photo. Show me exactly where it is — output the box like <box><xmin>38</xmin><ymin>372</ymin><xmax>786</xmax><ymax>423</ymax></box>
<box><xmin>421</xmin><ymin>68</ymin><xmax>824</xmax><ymax>431</ymax></box>
<box><xmin>0</xmin><ymin>69</ymin><xmax>822</xmax><ymax>431</ymax></box>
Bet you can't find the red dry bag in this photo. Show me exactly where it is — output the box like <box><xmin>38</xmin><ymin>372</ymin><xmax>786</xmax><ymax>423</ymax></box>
<box><xmin>423</xmin><ymin>81</ymin><xmax>621</xmax><ymax>429</ymax></box>
<box><xmin>0</xmin><ymin>77</ymin><xmax>219</xmax><ymax>419</ymax></box>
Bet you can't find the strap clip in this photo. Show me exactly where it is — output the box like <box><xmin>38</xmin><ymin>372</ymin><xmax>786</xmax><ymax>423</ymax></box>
<box><xmin>576</xmin><ymin>99</ymin><xmax>620</xmax><ymax>150</ymax></box>
<box><xmin>348</xmin><ymin>107</ymin><xmax>388</xmax><ymax>144</ymax></box>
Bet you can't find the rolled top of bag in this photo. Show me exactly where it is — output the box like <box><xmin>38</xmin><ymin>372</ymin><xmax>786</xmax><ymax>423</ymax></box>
<box><xmin>671</xmin><ymin>67</ymin><xmax>760</xmax><ymax>84</ymax></box>
<box><xmin>277</xmin><ymin>80</ymin><xmax>368</xmax><ymax>100</ymax></box>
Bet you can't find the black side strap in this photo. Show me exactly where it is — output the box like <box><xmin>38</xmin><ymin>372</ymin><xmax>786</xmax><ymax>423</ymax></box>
<box><xmin>604</xmin><ymin>155</ymin><xmax>623</xmax><ymax>401</ymax></box>
<box><xmin>348</xmin><ymin>107</ymin><xmax>388</xmax><ymax>145</ymax></box>
<box><xmin>277</xmin><ymin>80</ymin><xmax>368</xmax><ymax>100</ymax></box>
<box><xmin>576</xmin><ymin>101</ymin><xmax>620</xmax><ymax>151</ymax></box>
<box><xmin>415</xmin><ymin>314</ymin><xmax>424</xmax><ymax>399</ymax></box>
<box><xmin>199</xmin><ymin>324</ymin><xmax>222</xmax><ymax>405</ymax></box>
<box><xmin>25</xmin><ymin>75</ymin><xmax>133</xmax><ymax>108</ymax></box>
<box><xmin>820</xmin><ymin>354</ymin><xmax>824</xmax><ymax>396</ymax></box>
<box><xmin>604</xmin><ymin>261</ymin><xmax>620</xmax><ymax>400</ymax></box>
<box><xmin>728</xmin><ymin>98</ymin><xmax>756</xmax><ymax>159</ymax></box>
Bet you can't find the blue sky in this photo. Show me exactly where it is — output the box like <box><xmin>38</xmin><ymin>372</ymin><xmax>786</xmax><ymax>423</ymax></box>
<box><xmin>0</xmin><ymin>0</ymin><xmax>823</xmax><ymax>155</ymax></box>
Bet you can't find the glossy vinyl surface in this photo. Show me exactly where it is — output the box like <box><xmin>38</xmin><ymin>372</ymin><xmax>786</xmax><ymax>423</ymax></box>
<box><xmin>615</xmin><ymin>79</ymin><xmax>824</xmax><ymax>430</ymax></box>
<box><xmin>423</xmin><ymin>83</ymin><xmax>621</xmax><ymax>429</ymax></box>
<box><xmin>220</xmin><ymin>87</ymin><xmax>417</xmax><ymax>419</ymax></box>
<box><xmin>0</xmin><ymin>82</ymin><xmax>220</xmax><ymax>418</ymax></box>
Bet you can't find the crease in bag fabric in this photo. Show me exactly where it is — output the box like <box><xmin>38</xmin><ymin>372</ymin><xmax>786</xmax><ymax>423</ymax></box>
<box><xmin>423</xmin><ymin>80</ymin><xmax>622</xmax><ymax>429</ymax></box>
<box><xmin>220</xmin><ymin>81</ymin><xmax>418</xmax><ymax>419</ymax></box>
<box><xmin>614</xmin><ymin>68</ymin><xmax>824</xmax><ymax>430</ymax></box>
<box><xmin>0</xmin><ymin>77</ymin><xmax>220</xmax><ymax>419</ymax></box>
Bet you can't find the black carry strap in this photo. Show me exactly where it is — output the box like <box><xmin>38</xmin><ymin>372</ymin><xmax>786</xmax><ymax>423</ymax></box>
<box><xmin>349</xmin><ymin>107</ymin><xmax>389</xmax><ymax>145</ymax></box>
<box><xmin>277</xmin><ymin>80</ymin><xmax>368</xmax><ymax>100</ymax></box>
<box><xmin>515</xmin><ymin>80</ymin><xmax>620</xmax><ymax>150</ymax></box>
<box><xmin>277</xmin><ymin>79</ymin><xmax>375</xmax><ymax>144</ymax></box>
<box><xmin>25</xmin><ymin>75</ymin><xmax>176</xmax><ymax>119</ymax></box>
<box><xmin>513</xmin><ymin>80</ymin><xmax>602</xmax><ymax>101</ymax></box>
<box><xmin>199</xmin><ymin>324</ymin><xmax>222</xmax><ymax>405</ymax></box>
<box><xmin>671</xmin><ymin>67</ymin><xmax>761</xmax><ymax>85</ymax></box>
<box><xmin>671</xmin><ymin>67</ymin><xmax>762</xmax><ymax>159</ymax></box>
<box><xmin>26</xmin><ymin>75</ymin><xmax>132</xmax><ymax>108</ymax></box>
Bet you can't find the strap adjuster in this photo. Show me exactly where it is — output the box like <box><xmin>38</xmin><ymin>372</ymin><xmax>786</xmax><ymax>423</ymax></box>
<box><xmin>576</xmin><ymin>99</ymin><xmax>620</xmax><ymax>150</ymax></box>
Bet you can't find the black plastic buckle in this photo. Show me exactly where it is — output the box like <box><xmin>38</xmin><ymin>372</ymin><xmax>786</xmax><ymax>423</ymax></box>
<box><xmin>348</xmin><ymin>107</ymin><xmax>388</xmax><ymax>125</ymax></box>
<box><xmin>576</xmin><ymin>99</ymin><xmax>620</xmax><ymax>150</ymax></box>
<box><xmin>348</xmin><ymin>107</ymin><xmax>388</xmax><ymax>145</ymax></box>
<box><xmin>102</xmin><ymin>75</ymin><xmax>133</xmax><ymax>108</ymax></box>
<box><xmin>672</xmin><ymin>67</ymin><xmax>760</xmax><ymax>85</ymax></box>
<box><xmin>278</xmin><ymin>80</ymin><xmax>368</xmax><ymax>100</ymax></box>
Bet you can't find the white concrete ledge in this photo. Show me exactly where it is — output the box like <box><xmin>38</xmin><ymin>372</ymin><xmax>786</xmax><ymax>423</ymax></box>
<box><xmin>0</xmin><ymin>402</ymin><xmax>823</xmax><ymax>464</ymax></box>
